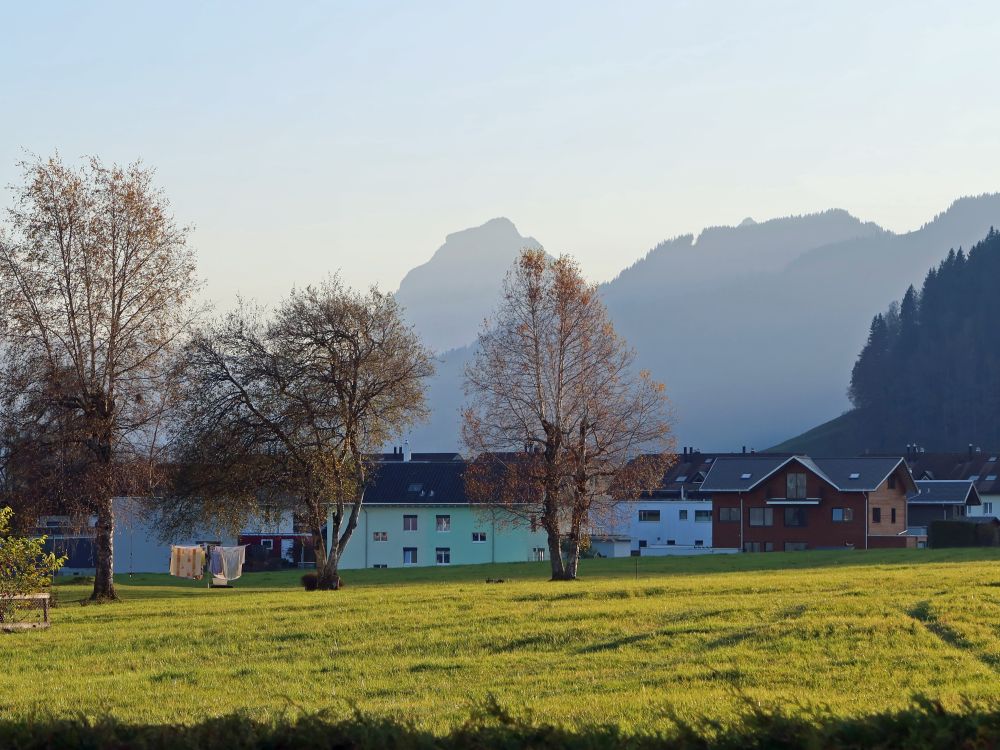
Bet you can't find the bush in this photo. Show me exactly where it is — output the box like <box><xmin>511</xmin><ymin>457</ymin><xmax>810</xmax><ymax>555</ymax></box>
<box><xmin>929</xmin><ymin>520</ymin><xmax>1000</xmax><ymax>548</ymax></box>
<box><xmin>0</xmin><ymin>698</ymin><xmax>999</xmax><ymax>749</ymax></box>
<box><xmin>301</xmin><ymin>573</ymin><xmax>318</xmax><ymax>591</ymax></box>
<box><xmin>0</xmin><ymin>507</ymin><xmax>65</xmax><ymax>625</ymax></box>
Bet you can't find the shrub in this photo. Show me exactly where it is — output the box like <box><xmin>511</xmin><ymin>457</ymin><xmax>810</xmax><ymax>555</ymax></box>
<box><xmin>301</xmin><ymin>573</ymin><xmax>318</xmax><ymax>591</ymax></box>
<box><xmin>0</xmin><ymin>507</ymin><xmax>66</xmax><ymax>624</ymax></box>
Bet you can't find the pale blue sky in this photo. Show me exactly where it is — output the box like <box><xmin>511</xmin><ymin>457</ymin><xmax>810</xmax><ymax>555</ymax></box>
<box><xmin>3</xmin><ymin>1</ymin><xmax>999</xmax><ymax>308</ymax></box>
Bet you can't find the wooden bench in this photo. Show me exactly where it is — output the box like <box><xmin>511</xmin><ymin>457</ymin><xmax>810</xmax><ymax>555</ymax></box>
<box><xmin>0</xmin><ymin>593</ymin><xmax>51</xmax><ymax>631</ymax></box>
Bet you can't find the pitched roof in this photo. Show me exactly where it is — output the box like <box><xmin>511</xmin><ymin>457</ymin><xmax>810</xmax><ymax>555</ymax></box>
<box><xmin>699</xmin><ymin>454</ymin><xmax>911</xmax><ymax>493</ymax></box>
<box><xmin>906</xmin><ymin>453</ymin><xmax>1000</xmax><ymax>495</ymax></box>
<box><xmin>811</xmin><ymin>457</ymin><xmax>912</xmax><ymax>492</ymax></box>
<box><xmin>365</xmin><ymin>460</ymin><xmax>467</xmax><ymax>504</ymax></box>
<box><xmin>909</xmin><ymin>480</ymin><xmax>981</xmax><ymax>506</ymax></box>
<box><xmin>698</xmin><ymin>455</ymin><xmax>799</xmax><ymax>492</ymax></box>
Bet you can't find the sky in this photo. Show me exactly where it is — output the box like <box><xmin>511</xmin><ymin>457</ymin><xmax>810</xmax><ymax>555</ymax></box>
<box><xmin>3</xmin><ymin>0</ymin><xmax>999</xmax><ymax>310</ymax></box>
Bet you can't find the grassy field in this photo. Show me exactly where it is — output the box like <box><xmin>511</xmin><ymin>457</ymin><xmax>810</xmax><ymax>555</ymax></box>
<box><xmin>3</xmin><ymin>548</ymin><xmax>1000</xmax><ymax>734</ymax></box>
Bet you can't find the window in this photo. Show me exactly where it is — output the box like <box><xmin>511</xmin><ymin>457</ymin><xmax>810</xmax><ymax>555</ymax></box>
<box><xmin>532</xmin><ymin>547</ymin><xmax>546</xmax><ymax>561</ymax></box>
<box><xmin>740</xmin><ymin>472</ymin><xmax>753</xmax><ymax>480</ymax></box>
<box><xmin>435</xmin><ymin>514</ymin><xmax>451</xmax><ymax>532</ymax></box>
<box><xmin>786</xmin><ymin>473</ymin><xmax>807</xmax><ymax>499</ymax></box>
<box><xmin>849</xmin><ymin>472</ymin><xmax>860</xmax><ymax>480</ymax></box>
<box><xmin>872</xmin><ymin>507</ymin><xmax>882</xmax><ymax>524</ymax></box>
<box><xmin>988</xmin><ymin>475</ymin><xmax>998</xmax><ymax>482</ymax></box>
<box><xmin>888</xmin><ymin>475</ymin><xmax>897</xmax><ymax>490</ymax></box>
<box><xmin>694</xmin><ymin>510</ymin><xmax>712</xmax><ymax>523</ymax></box>
<box><xmin>784</xmin><ymin>542</ymin><xmax>807</xmax><ymax>551</ymax></box>
<box><xmin>719</xmin><ymin>507</ymin><xmax>740</xmax><ymax>523</ymax></box>
<box><xmin>373</xmin><ymin>531</ymin><xmax>388</xmax><ymax>542</ymax></box>
<box><xmin>890</xmin><ymin>508</ymin><xmax>897</xmax><ymax>524</ymax></box>
<box><xmin>403</xmin><ymin>515</ymin><xmax>418</xmax><ymax>531</ymax></box>
<box><xmin>985</xmin><ymin>502</ymin><xmax>994</xmax><ymax>514</ymax></box>
<box><xmin>678</xmin><ymin>509</ymin><xmax>688</xmax><ymax>520</ymax></box>
<box><xmin>743</xmin><ymin>541</ymin><xmax>773</xmax><ymax>552</ymax></box>
<box><xmin>639</xmin><ymin>510</ymin><xmax>661</xmax><ymax>522</ymax></box>
<box><xmin>261</xmin><ymin>539</ymin><xmax>273</xmax><ymax>550</ymax></box>
<box><xmin>749</xmin><ymin>507</ymin><xmax>773</xmax><ymax>527</ymax></box>
<box><xmin>435</xmin><ymin>547</ymin><xmax>451</xmax><ymax>565</ymax></box>
<box><xmin>970</xmin><ymin>475</ymin><xmax>980</xmax><ymax>482</ymax></box>
<box><xmin>832</xmin><ymin>507</ymin><xmax>853</xmax><ymax>523</ymax></box>
<box><xmin>784</xmin><ymin>507</ymin><xmax>808</xmax><ymax>527</ymax></box>
<box><xmin>472</xmin><ymin>531</ymin><xmax>487</xmax><ymax>543</ymax></box>
<box><xmin>372</xmin><ymin>563</ymin><xmax>387</xmax><ymax>569</ymax></box>
<box><xmin>694</xmin><ymin>539</ymin><xmax>704</xmax><ymax>547</ymax></box>
<box><xmin>638</xmin><ymin>539</ymin><xmax>648</xmax><ymax>548</ymax></box>
<box><xmin>675</xmin><ymin>475</ymin><xmax>688</xmax><ymax>483</ymax></box>
<box><xmin>403</xmin><ymin>547</ymin><xmax>417</xmax><ymax>565</ymax></box>
<box><xmin>407</xmin><ymin>483</ymin><xmax>423</xmax><ymax>493</ymax></box>
<box><xmin>666</xmin><ymin>539</ymin><xmax>675</xmax><ymax>545</ymax></box>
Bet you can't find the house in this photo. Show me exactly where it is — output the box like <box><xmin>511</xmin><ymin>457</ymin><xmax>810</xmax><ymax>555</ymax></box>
<box><xmin>907</xmin><ymin>480</ymin><xmax>981</xmax><ymax>531</ymax></box>
<box><xmin>905</xmin><ymin>447</ymin><xmax>1000</xmax><ymax>518</ymax></box>
<box><xmin>333</xmin><ymin>454</ymin><xmax>550</xmax><ymax>569</ymax></box>
<box><xmin>702</xmin><ymin>454</ymin><xmax>917</xmax><ymax>552</ymax></box>
<box><xmin>590</xmin><ymin>449</ymin><xmax>755</xmax><ymax>557</ymax></box>
<box><xmin>41</xmin><ymin>497</ymin><xmax>237</xmax><ymax>576</ymax></box>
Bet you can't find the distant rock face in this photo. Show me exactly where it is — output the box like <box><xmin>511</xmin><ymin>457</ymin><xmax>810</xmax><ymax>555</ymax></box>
<box><xmin>394</xmin><ymin>218</ymin><xmax>541</xmax><ymax>354</ymax></box>
<box><xmin>397</xmin><ymin>196</ymin><xmax>1000</xmax><ymax>454</ymax></box>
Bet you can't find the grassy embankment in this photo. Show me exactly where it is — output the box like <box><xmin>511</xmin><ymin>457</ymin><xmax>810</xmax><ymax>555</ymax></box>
<box><xmin>3</xmin><ymin>548</ymin><xmax>1000</xmax><ymax>735</ymax></box>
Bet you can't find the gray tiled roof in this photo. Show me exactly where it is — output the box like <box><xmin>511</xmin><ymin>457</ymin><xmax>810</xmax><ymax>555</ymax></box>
<box><xmin>909</xmin><ymin>480</ymin><xmax>980</xmax><ymax>506</ymax></box>
<box><xmin>811</xmin><ymin>457</ymin><xmax>909</xmax><ymax>492</ymax></box>
<box><xmin>700</xmin><ymin>455</ymin><xmax>909</xmax><ymax>493</ymax></box>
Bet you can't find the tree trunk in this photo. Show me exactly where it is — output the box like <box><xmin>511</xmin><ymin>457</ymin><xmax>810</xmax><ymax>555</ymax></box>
<box><xmin>561</xmin><ymin>535</ymin><xmax>581</xmax><ymax>580</ymax></box>
<box><xmin>308</xmin><ymin>508</ymin><xmax>341</xmax><ymax>591</ymax></box>
<box><xmin>546</xmin><ymin>526</ymin><xmax>566</xmax><ymax>580</ymax></box>
<box><xmin>91</xmin><ymin>496</ymin><xmax>117</xmax><ymax>601</ymax></box>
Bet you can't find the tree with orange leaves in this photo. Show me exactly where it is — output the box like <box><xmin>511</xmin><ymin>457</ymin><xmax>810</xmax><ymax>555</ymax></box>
<box><xmin>463</xmin><ymin>248</ymin><xmax>674</xmax><ymax>580</ymax></box>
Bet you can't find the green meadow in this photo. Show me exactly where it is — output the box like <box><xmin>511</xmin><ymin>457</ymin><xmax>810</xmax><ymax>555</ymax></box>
<box><xmin>3</xmin><ymin>549</ymin><xmax>1000</xmax><ymax>734</ymax></box>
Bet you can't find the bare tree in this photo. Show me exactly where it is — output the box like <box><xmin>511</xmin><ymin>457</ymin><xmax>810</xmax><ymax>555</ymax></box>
<box><xmin>0</xmin><ymin>154</ymin><xmax>198</xmax><ymax>601</ymax></box>
<box><xmin>169</xmin><ymin>278</ymin><xmax>433</xmax><ymax>590</ymax></box>
<box><xmin>463</xmin><ymin>249</ymin><xmax>674</xmax><ymax>580</ymax></box>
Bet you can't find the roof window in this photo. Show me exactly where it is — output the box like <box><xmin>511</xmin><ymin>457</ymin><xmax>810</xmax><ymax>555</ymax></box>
<box><xmin>740</xmin><ymin>472</ymin><xmax>752</xmax><ymax>480</ymax></box>
<box><xmin>987</xmin><ymin>475</ymin><xmax>997</xmax><ymax>482</ymax></box>
<box><xmin>675</xmin><ymin>475</ymin><xmax>688</xmax><ymax>483</ymax></box>
<box><xmin>970</xmin><ymin>475</ymin><xmax>980</xmax><ymax>482</ymax></box>
<box><xmin>407</xmin><ymin>483</ymin><xmax>423</xmax><ymax>493</ymax></box>
<box><xmin>849</xmin><ymin>472</ymin><xmax>860</xmax><ymax>480</ymax></box>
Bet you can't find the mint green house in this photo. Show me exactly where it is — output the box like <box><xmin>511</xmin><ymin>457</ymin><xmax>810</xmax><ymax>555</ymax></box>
<box><xmin>331</xmin><ymin>454</ymin><xmax>549</xmax><ymax>569</ymax></box>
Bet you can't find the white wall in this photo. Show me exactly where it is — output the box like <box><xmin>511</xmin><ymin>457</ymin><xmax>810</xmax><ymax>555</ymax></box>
<box><xmin>592</xmin><ymin>499</ymin><xmax>714</xmax><ymax>554</ymax></box>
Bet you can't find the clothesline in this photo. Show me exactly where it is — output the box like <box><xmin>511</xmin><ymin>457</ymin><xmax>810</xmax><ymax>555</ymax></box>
<box><xmin>169</xmin><ymin>544</ymin><xmax>247</xmax><ymax>587</ymax></box>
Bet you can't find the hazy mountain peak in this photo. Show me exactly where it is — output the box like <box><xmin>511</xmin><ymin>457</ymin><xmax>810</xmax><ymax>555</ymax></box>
<box><xmin>738</xmin><ymin>217</ymin><xmax>756</xmax><ymax>227</ymax></box>
<box><xmin>394</xmin><ymin>217</ymin><xmax>542</xmax><ymax>353</ymax></box>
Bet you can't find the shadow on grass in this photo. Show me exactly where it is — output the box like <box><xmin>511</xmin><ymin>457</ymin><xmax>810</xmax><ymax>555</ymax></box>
<box><xmin>3</xmin><ymin>698</ymin><xmax>1000</xmax><ymax>749</ymax></box>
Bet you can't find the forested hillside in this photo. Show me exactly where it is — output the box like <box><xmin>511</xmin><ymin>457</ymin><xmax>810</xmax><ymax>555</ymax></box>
<box><xmin>845</xmin><ymin>228</ymin><xmax>1000</xmax><ymax>450</ymax></box>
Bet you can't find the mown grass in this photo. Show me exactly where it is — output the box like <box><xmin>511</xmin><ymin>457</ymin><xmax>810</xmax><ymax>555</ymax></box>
<box><xmin>3</xmin><ymin>548</ymin><xmax>1000</xmax><ymax>735</ymax></box>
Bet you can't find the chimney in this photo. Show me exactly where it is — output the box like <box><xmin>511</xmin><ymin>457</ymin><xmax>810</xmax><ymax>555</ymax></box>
<box><xmin>969</xmin><ymin>443</ymin><xmax>974</xmax><ymax>460</ymax></box>
<box><xmin>403</xmin><ymin>440</ymin><xmax>412</xmax><ymax>462</ymax></box>
<box><xmin>742</xmin><ymin>445</ymin><xmax>746</xmax><ymax>454</ymax></box>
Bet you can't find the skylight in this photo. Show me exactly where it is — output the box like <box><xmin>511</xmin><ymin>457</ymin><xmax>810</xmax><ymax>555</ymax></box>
<box><xmin>970</xmin><ymin>475</ymin><xmax>980</xmax><ymax>482</ymax></box>
<box><xmin>990</xmin><ymin>457</ymin><xmax>998</xmax><ymax>462</ymax></box>
<box><xmin>849</xmin><ymin>472</ymin><xmax>860</xmax><ymax>480</ymax></box>
<box><xmin>987</xmin><ymin>475</ymin><xmax>997</xmax><ymax>482</ymax></box>
<box><xmin>675</xmin><ymin>475</ymin><xmax>688</xmax><ymax>483</ymax></box>
<box><xmin>407</xmin><ymin>483</ymin><xmax>423</xmax><ymax>493</ymax></box>
<box><xmin>740</xmin><ymin>472</ymin><xmax>752</xmax><ymax>480</ymax></box>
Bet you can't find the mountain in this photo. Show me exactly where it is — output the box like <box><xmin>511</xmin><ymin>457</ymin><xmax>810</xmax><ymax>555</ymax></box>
<box><xmin>779</xmin><ymin>228</ymin><xmax>1000</xmax><ymax>455</ymax></box>
<box><xmin>394</xmin><ymin>218</ymin><xmax>541</xmax><ymax>354</ymax></box>
<box><xmin>398</xmin><ymin>195</ymin><xmax>1000</xmax><ymax>454</ymax></box>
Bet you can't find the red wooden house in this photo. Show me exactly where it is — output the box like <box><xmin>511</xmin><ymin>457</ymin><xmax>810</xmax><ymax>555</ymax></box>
<box><xmin>702</xmin><ymin>455</ymin><xmax>918</xmax><ymax>552</ymax></box>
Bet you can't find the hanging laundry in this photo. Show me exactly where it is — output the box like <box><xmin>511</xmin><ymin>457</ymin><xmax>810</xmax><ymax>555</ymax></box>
<box><xmin>169</xmin><ymin>545</ymin><xmax>205</xmax><ymax>580</ymax></box>
<box><xmin>210</xmin><ymin>546</ymin><xmax>247</xmax><ymax>586</ymax></box>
